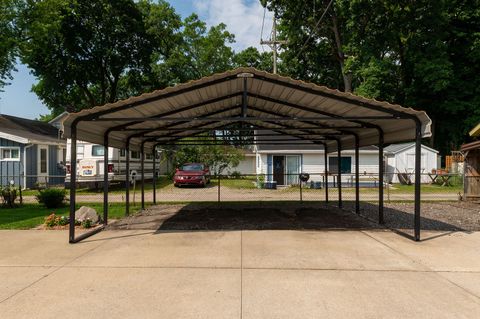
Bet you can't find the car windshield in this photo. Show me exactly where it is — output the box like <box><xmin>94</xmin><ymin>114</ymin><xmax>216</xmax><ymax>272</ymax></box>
<box><xmin>181</xmin><ymin>164</ymin><xmax>204</xmax><ymax>171</ymax></box>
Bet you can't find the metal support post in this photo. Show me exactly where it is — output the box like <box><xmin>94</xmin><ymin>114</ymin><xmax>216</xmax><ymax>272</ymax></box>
<box><xmin>141</xmin><ymin>143</ymin><xmax>145</xmax><ymax>210</ymax></box>
<box><xmin>153</xmin><ymin>146</ymin><xmax>157</xmax><ymax>205</ymax></box>
<box><xmin>69</xmin><ymin>126</ymin><xmax>77</xmax><ymax>243</ymax></box>
<box><xmin>337</xmin><ymin>140</ymin><xmax>342</xmax><ymax>208</ymax></box>
<box><xmin>355</xmin><ymin>135</ymin><xmax>360</xmax><ymax>214</ymax></box>
<box><xmin>378</xmin><ymin>131</ymin><xmax>385</xmax><ymax>224</ymax></box>
<box><xmin>414</xmin><ymin>122</ymin><xmax>422</xmax><ymax>241</ymax></box>
<box><xmin>218</xmin><ymin>174</ymin><xmax>221</xmax><ymax>203</ymax></box>
<box><xmin>324</xmin><ymin>145</ymin><xmax>329</xmax><ymax>203</ymax></box>
<box><xmin>300</xmin><ymin>179</ymin><xmax>303</xmax><ymax>202</ymax></box>
<box><xmin>125</xmin><ymin>142</ymin><xmax>130</xmax><ymax>216</ymax></box>
<box><xmin>103</xmin><ymin>132</ymin><xmax>109</xmax><ymax>225</ymax></box>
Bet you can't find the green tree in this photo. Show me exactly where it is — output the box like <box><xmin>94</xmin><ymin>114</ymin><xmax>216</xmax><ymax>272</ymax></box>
<box><xmin>0</xmin><ymin>0</ymin><xmax>20</xmax><ymax>91</ymax></box>
<box><xmin>233</xmin><ymin>47</ymin><xmax>273</xmax><ymax>72</ymax></box>
<box><xmin>159</xmin><ymin>14</ymin><xmax>235</xmax><ymax>84</ymax></box>
<box><xmin>18</xmin><ymin>0</ymin><xmax>179</xmax><ymax>115</ymax></box>
<box><xmin>262</xmin><ymin>0</ymin><xmax>480</xmax><ymax>154</ymax></box>
<box><xmin>172</xmin><ymin>139</ymin><xmax>245</xmax><ymax>176</ymax></box>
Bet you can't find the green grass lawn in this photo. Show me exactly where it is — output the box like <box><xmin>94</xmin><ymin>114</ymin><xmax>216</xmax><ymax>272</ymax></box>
<box><xmin>0</xmin><ymin>203</ymin><xmax>142</xmax><ymax>230</ymax></box>
<box><xmin>20</xmin><ymin>176</ymin><xmax>173</xmax><ymax>196</ymax></box>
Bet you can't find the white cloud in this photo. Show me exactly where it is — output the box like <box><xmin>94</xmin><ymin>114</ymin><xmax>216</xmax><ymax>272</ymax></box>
<box><xmin>193</xmin><ymin>0</ymin><xmax>274</xmax><ymax>52</ymax></box>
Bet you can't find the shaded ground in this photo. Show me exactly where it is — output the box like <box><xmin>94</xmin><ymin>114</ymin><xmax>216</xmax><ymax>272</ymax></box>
<box><xmin>345</xmin><ymin>201</ymin><xmax>480</xmax><ymax>232</ymax></box>
<box><xmin>108</xmin><ymin>203</ymin><xmax>378</xmax><ymax>231</ymax></box>
<box><xmin>107</xmin><ymin>201</ymin><xmax>480</xmax><ymax>233</ymax></box>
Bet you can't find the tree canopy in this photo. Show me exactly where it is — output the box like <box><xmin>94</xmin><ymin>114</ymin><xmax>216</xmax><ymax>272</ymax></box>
<box><xmin>262</xmin><ymin>0</ymin><xmax>480</xmax><ymax>154</ymax></box>
<box><xmin>1</xmin><ymin>0</ymin><xmax>478</xmax><ymax>155</ymax></box>
<box><xmin>0</xmin><ymin>0</ymin><xmax>20</xmax><ymax>91</ymax></box>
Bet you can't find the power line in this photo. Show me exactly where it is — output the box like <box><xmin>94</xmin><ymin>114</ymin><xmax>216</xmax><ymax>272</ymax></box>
<box><xmin>294</xmin><ymin>0</ymin><xmax>335</xmax><ymax>61</ymax></box>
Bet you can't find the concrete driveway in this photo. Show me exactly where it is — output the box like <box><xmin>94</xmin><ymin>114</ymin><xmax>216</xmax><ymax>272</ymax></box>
<box><xmin>1</xmin><ymin>229</ymin><xmax>480</xmax><ymax>318</ymax></box>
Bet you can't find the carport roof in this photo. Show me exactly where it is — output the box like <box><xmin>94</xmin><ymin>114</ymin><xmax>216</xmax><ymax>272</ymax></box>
<box><xmin>63</xmin><ymin>68</ymin><xmax>431</xmax><ymax>152</ymax></box>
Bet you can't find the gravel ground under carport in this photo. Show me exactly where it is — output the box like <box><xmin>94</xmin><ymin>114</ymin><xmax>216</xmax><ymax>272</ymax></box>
<box><xmin>108</xmin><ymin>201</ymin><xmax>480</xmax><ymax>234</ymax></box>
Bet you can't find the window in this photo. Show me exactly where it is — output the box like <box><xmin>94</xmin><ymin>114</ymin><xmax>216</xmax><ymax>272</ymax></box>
<box><xmin>77</xmin><ymin>145</ymin><xmax>84</xmax><ymax>155</ymax></box>
<box><xmin>120</xmin><ymin>149</ymin><xmax>126</xmax><ymax>157</ymax></box>
<box><xmin>146</xmin><ymin>154</ymin><xmax>153</xmax><ymax>160</ymax></box>
<box><xmin>329</xmin><ymin>157</ymin><xmax>352</xmax><ymax>174</ymax></box>
<box><xmin>1</xmin><ymin>147</ymin><xmax>20</xmax><ymax>161</ymax></box>
<box><xmin>181</xmin><ymin>164</ymin><xmax>204</xmax><ymax>171</ymax></box>
<box><xmin>92</xmin><ymin>145</ymin><xmax>105</xmax><ymax>156</ymax></box>
<box><xmin>131</xmin><ymin>151</ymin><xmax>140</xmax><ymax>159</ymax></box>
<box><xmin>40</xmin><ymin>148</ymin><xmax>47</xmax><ymax>173</ymax></box>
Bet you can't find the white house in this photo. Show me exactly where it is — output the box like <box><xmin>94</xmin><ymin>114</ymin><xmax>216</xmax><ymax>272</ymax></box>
<box><xmin>384</xmin><ymin>142</ymin><xmax>439</xmax><ymax>183</ymax></box>
<box><xmin>231</xmin><ymin>132</ymin><xmax>439</xmax><ymax>186</ymax></box>
<box><xmin>253</xmin><ymin>144</ymin><xmax>379</xmax><ymax>186</ymax></box>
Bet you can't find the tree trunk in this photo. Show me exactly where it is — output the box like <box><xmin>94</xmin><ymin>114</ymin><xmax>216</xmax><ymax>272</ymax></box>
<box><xmin>331</xmin><ymin>12</ymin><xmax>352</xmax><ymax>93</ymax></box>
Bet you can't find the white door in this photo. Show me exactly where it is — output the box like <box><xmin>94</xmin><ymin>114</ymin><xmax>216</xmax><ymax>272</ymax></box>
<box><xmin>286</xmin><ymin>155</ymin><xmax>300</xmax><ymax>185</ymax></box>
<box><xmin>38</xmin><ymin>145</ymin><xmax>49</xmax><ymax>178</ymax></box>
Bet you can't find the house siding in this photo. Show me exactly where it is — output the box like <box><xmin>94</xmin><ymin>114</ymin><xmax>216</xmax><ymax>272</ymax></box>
<box><xmin>25</xmin><ymin>145</ymin><xmax>37</xmax><ymax>188</ymax></box>
<box><xmin>0</xmin><ymin>137</ymin><xmax>24</xmax><ymax>187</ymax></box>
<box><xmin>49</xmin><ymin>145</ymin><xmax>65</xmax><ymax>185</ymax></box>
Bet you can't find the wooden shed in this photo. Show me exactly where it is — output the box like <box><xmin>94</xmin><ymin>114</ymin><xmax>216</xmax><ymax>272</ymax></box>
<box><xmin>461</xmin><ymin>128</ymin><xmax>480</xmax><ymax>200</ymax></box>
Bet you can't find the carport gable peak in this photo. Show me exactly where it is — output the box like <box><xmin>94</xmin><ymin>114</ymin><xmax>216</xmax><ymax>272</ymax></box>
<box><xmin>63</xmin><ymin>67</ymin><xmax>431</xmax><ymax>152</ymax></box>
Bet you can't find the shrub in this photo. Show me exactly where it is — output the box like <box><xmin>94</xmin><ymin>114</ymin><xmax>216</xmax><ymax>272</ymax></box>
<box><xmin>36</xmin><ymin>188</ymin><xmax>66</xmax><ymax>208</ymax></box>
<box><xmin>44</xmin><ymin>213</ymin><xmax>58</xmax><ymax>228</ymax></box>
<box><xmin>58</xmin><ymin>215</ymin><xmax>69</xmax><ymax>226</ymax></box>
<box><xmin>1</xmin><ymin>185</ymin><xmax>17</xmax><ymax>208</ymax></box>
<box><xmin>256</xmin><ymin>174</ymin><xmax>265</xmax><ymax>188</ymax></box>
<box><xmin>230</xmin><ymin>171</ymin><xmax>242</xmax><ymax>179</ymax></box>
<box><xmin>81</xmin><ymin>218</ymin><xmax>93</xmax><ymax>229</ymax></box>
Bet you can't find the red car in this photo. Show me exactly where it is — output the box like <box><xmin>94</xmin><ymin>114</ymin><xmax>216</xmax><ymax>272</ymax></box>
<box><xmin>173</xmin><ymin>163</ymin><xmax>211</xmax><ymax>187</ymax></box>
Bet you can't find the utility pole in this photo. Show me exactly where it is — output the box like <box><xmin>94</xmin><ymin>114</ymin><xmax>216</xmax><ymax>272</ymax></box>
<box><xmin>261</xmin><ymin>14</ymin><xmax>287</xmax><ymax>74</ymax></box>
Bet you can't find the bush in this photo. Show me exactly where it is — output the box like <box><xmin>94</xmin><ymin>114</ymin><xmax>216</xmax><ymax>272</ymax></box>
<box><xmin>1</xmin><ymin>185</ymin><xmax>18</xmax><ymax>208</ymax></box>
<box><xmin>44</xmin><ymin>213</ymin><xmax>58</xmax><ymax>228</ymax></box>
<box><xmin>256</xmin><ymin>174</ymin><xmax>265</xmax><ymax>188</ymax></box>
<box><xmin>44</xmin><ymin>213</ymin><xmax>70</xmax><ymax>228</ymax></box>
<box><xmin>81</xmin><ymin>218</ymin><xmax>93</xmax><ymax>229</ymax></box>
<box><xmin>58</xmin><ymin>215</ymin><xmax>69</xmax><ymax>226</ymax></box>
<box><xmin>36</xmin><ymin>188</ymin><xmax>66</xmax><ymax>208</ymax></box>
<box><xmin>230</xmin><ymin>171</ymin><xmax>242</xmax><ymax>179</ymax></box>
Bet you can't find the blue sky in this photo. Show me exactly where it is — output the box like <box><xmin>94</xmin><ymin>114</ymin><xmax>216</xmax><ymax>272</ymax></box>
<box><xmin>0</xmin><ymin>0</ymin><xmax>271</xmax><ymax>120</ymax></box>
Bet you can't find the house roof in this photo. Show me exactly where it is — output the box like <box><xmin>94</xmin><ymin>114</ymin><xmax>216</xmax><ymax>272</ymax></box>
<box><xmin>384</xmin><ymin>142</ymin><xmax>438</xmax><ymax>154</ymax></box>
<box><xmin>63</xmin><ymin>67</ymin><xmax>432</xmax><ymax>152</ymax></box>
<box><xmin>0</xmin><ymin>114</ymin><xmax>64</xmax><ymax>145</ymax></box>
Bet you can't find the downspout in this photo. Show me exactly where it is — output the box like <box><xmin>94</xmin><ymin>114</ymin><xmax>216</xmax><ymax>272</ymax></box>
<box><xmin>23</xmin><ymin>144</ymin><xmax>34</xmax><ymax>190</ymax></box>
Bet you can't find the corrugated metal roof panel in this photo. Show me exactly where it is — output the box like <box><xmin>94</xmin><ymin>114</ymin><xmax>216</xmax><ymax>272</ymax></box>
<box><xmin>63</xmin><ymin>68</ymin><xmax>432</xmax><ymax>152</ymax></box>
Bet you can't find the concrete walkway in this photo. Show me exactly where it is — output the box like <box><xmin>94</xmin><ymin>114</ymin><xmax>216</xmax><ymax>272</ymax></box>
<box><xmin>1</xmin><ymin>229</ymin><xmax>480</xmax><ymax>318</ymax></box>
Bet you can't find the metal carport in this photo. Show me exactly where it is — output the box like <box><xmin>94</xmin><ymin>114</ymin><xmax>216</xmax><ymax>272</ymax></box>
<box><xmin>63</xmin><ymin>67</ymin><xmax>431</xmax><ymax>243</ymax></box>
